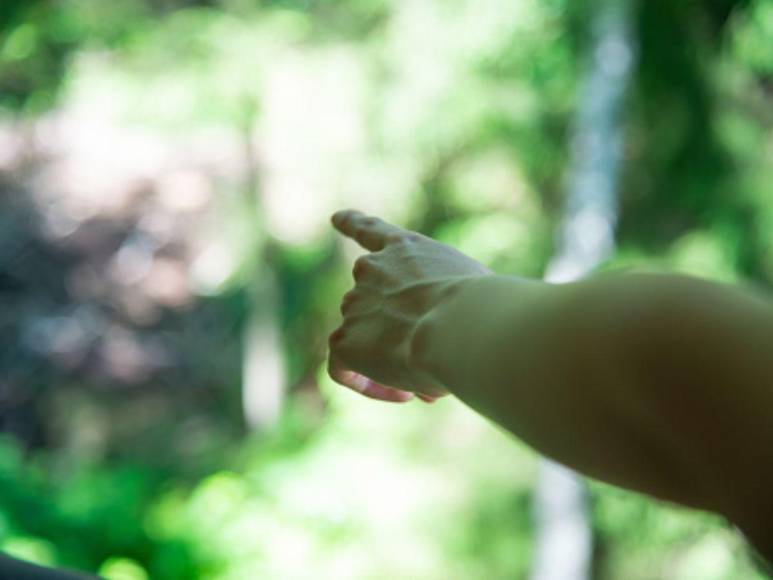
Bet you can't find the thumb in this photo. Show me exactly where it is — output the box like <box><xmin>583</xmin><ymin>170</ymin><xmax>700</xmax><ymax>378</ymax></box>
<box><xmin>327</xmin><ymin>352</ymin><xmax>414</xmax><ymax>403</ymax></box>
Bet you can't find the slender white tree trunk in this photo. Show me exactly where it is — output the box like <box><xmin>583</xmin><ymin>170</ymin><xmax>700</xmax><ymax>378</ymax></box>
<box><xmin>239</xmin><ymin>100</ymin><xmax>286</xmax><ymax>431</ymax></box>
<box><xmin>243</xmin><ymin>264</ymin><xmax>284</xmax><ymax>431</ymax></box>
<box><xmin>530</xmin><ymin>3</ymin><xmax>635</xmax><ymax>579</ymax></box>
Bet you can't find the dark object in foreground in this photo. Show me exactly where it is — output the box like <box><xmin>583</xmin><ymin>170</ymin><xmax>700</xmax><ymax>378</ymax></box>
<box><xmin>0</xmin><ymin>554</ymin><xmax>97</xmax><ymax>579</ymax></box>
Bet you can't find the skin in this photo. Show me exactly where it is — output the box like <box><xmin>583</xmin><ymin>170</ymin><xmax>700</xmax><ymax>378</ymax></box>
<box><xmin>328</xmin><ymin>209</ymin><xmax>773</xmax><ymax>565</ymax></box>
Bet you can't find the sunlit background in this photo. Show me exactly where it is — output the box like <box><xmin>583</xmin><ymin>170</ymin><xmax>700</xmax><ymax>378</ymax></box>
<box><xmin>1</xmin><ymin>0</ymin><xmax>772</xmax><ymax>578</ymax></box>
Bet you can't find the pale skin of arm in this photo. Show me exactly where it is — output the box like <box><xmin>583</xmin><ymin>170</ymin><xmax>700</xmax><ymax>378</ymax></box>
<box><xmin>328</xmin><ymin>209</ymin><xmax>773</xmax><ymax>564</ymax></box>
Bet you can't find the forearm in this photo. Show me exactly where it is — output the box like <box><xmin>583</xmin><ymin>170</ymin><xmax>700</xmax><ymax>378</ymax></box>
<box><xmin>412</xmin><ymin>272</ymin><xmax>773</xmax><ymax>526</ymax></box>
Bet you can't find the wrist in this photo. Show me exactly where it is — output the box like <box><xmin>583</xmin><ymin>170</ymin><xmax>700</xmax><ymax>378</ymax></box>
<box><xmin>408</xmin><ymin>275</ymin><xmax>495</xmax><ymax>393</ymax></box>
<box><xmin>408</xmin><ymin>274</ymin><xmax>548</xmax><ymax>396</ymax></box>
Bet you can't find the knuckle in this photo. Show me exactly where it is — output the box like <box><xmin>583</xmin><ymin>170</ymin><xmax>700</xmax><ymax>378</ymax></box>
<box><xmin>352</xmin><ymin>256</ymin><xmax>371</xmax><ymax>277</ymax></box>
<box><xmin>386</xmin><ymin>232</ymin><xmax>407</xmax><ymax>245</ymax></box>
<box><xmin>328</xmin><ymin>327</ymin><xmax>345</xmax><ymax>347</ymax></box>
<box><xmin>340</xmin><ymin>290</ymin><xmax>357</xmax><ymax>314</ymax></box>
<box><xmin>387</xmin><ymin>231</ymin><xmax>422</xmax><ymax>245</ymax></box>
<box><xmin>353</xmin><ymin>225</ymin><xmax>365</xmax><ymax>239</ymax></box>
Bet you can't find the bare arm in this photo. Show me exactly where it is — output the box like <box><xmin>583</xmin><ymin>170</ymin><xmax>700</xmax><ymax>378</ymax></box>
<box><xmin>327</xmin><ymin>210</ymin><xmax>773</xmax><ymax>560</ymax></box>
<box><xmin>412</xmin><ymin>272</ymin><xmax>773</xmax><ymax>548</ymax></box>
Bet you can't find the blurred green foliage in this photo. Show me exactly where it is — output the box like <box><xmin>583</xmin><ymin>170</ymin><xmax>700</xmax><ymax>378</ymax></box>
<box><xmin>1</xmin><ymin>0</ymin><xmax>772</xmax><ymax>578</ymax></box>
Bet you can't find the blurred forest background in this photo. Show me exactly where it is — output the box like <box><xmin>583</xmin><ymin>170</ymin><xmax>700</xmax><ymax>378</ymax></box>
<box><xmin>1</xmin><ymin>0</ymin><xmax>772</xmax><ymax>578</ymax></box>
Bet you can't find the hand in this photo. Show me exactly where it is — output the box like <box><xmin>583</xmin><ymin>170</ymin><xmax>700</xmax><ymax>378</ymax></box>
<box><xmin>328</xmin><ymin>209</ymin><xmax>492</xmax><ymax>403</ymax></box>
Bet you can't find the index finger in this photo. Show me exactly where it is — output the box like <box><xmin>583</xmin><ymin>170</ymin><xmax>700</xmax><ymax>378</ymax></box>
<box><xmin>331</xmin><ymin>209</ymin><xmax>408</xmax><ymax>252</ymax></box>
